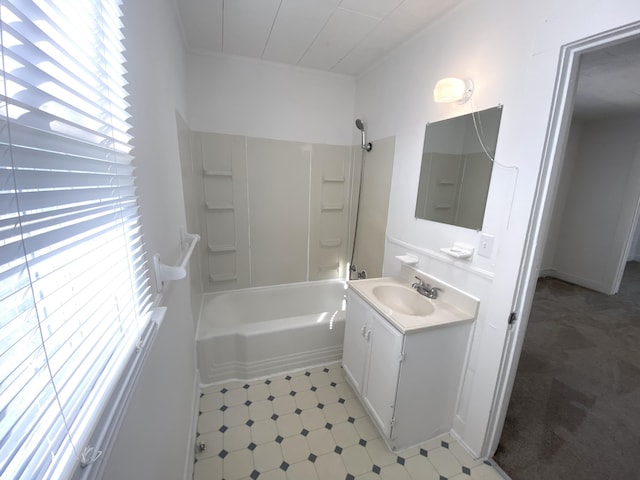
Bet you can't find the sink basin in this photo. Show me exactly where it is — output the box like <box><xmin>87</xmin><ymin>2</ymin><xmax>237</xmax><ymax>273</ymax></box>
<box><xmin>372</xmin><ymin>285</ymin><xmax>435</xmax><ymax>316</ymax></box>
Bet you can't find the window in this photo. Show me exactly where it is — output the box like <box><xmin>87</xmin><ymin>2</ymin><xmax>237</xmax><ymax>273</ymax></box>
<box><xmin>0</xmin><ymin>1</ymin><xmax>153</xmax><ymax>479</ymax></box>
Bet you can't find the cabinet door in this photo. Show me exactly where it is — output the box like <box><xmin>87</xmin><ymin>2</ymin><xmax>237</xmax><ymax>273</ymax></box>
<box><xmin>362</xmin><ymin>311</ymin><xmax>404</xmax><ymax>438</ymax></box>
<box><xmin>342</xmin><ymin>291</ymin><xmax>371</xmax><ymax>393</ymax></box>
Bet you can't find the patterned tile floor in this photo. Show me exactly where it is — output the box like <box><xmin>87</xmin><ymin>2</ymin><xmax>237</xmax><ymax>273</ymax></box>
<box><xmin>193</xmin><ymin>363</ymin><xmax>505</xmax><ymax>480</ymax></box>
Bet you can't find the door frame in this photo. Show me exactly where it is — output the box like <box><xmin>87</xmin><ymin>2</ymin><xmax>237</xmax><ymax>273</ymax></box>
<box><xmin>483</xmin><ymin>22</ymin><xmax>640</xmax><ymax>457</ymax></box>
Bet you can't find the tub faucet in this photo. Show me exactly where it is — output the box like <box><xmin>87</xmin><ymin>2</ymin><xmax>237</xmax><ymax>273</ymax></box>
<box><xmin>411</xmin><ymin>276</ymin><xmax>441</xmax><ymax>299</ymax></box>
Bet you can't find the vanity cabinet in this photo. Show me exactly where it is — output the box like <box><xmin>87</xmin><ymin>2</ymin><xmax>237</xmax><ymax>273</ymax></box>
<box><xmin>343</xmin><ymin>287</ymin><xmax>473</xmax><ymax>452</ymax></box>
<box><xmin>343</xmin><ymin>290</ymin><xmax>403</xmax><ymax>437</ymax></box>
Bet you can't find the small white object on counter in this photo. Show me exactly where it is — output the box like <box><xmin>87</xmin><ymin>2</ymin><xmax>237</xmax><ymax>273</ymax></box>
<box><xmin>439</xmin><ymin>242</ymin><xmax>474</xmax><ymax>260</ymax></box>
<box><xmin>394</xmin><ymin>253</ymin><xmax>419</xmax><ymax>265</ymax></box>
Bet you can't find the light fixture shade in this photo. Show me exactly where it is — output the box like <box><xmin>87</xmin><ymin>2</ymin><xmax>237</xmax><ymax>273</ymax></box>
<box><xmin>433</xmin><ymin>77</ymin><xmax>474</xmax><ymax>104</ymax></box>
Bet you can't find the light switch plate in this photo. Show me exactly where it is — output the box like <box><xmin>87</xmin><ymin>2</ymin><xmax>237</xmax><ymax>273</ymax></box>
<box><xmin>478</xmin><ymin>232</ymin><xmax>495</xmax><ymax>258</ymax></box>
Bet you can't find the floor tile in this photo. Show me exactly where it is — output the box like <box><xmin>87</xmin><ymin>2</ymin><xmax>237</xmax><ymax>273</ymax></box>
<box><xmin>223</xmin><ymin>448</ymin><xmax>253</xmax><ymax>480</ymax></box>
<box><xmin>353</xmin><ymin>415</ymin><xmax>379</xmax><ymax>440</ymax></box>
<box><xmin>286</xmin><ymin>460</ymin><xmax>319</xmax><ymax>480</ymax></box>
<box><xmin>199</xmin><ymin>391</ymin><xmax>224</xmax><ymax>412</ymax></box>
<box><xmin>428</xmin><ymin>446</ymin><xmax>465</xmax><ymax>478</ymax></box>
<box><xmin>344</xmin><ymin>398</ymin><xmax>368</xmax><ymax>419</ymax></box>
<box><xmin>272</xmin><ymin>395</ymin><xmax>297</xmax><ymax>415</ymax></box>
<box><xmin>335</xmin><ymin>381</ymin><xmax>356</xmax><ymax>400</ymax></box>
<box><xmin>300</xmin><ymin>407</ymin><xmax>326</xmax><ymax>431</ymax></box>
<box><xmin>309</xmin><ymin>371</ymin><xmax>332</xmax><ymax>387</ymax></box>
<box><xmin>365</xmin><ymin>437</ymin><xmax>397</xmax><ymax>467</ymax></box>
<box><xmin>281</xmin><ymin>434</ymin><xmax>310</xmax><ymax>464</ymax></box>
<box><xmin>224</xmin><ymin>424</ymin><xmax>250</xmax><ymax>452</ymax></box>
<box><xmin>315</xmin><ymin>385</ymin><xmax>339</xmax><ymax>404</ymax></box>
<box><xmin>471</xmin><ymin>463</ymin><xmax>506</xmax><ymax>480</ymax></box>
<box><xmin>224</xmin><ymin>404</ymin><xmax>249</xmax><ymax>427</ymax></box>
<box><xmin>275</xmin><ymin>412</ymin><xmax>302</xmax><ymax>437</ymax></box>
<box><xmin>314</xmin><ymin>451</ymin><xmax>347</xmax><ymax>478</ymax></box>
<box><xmin>307</xmin><ymin>427</ymin><xmax>336</xmax><ymax>455</ymax></box>
<box><xmin>253</xmin><ymin>441</ymin><xmax>283</xmax><ymax>472</ymax></box>
<box><xmin>197</xmin><ymin>409</ymin><xmax>223</xmax><ymax>434</ymax></box>
<box><xmin>269</xmin><ymin>378</ymin><xmax>291</xmax><ymax>397</ymax></box>
<box><xmin>193</xmin><ymin>455</ymin><xmax>222</xmax><ymax>480</ymax></box>
<box><xmin>449</xmin><ymin>441</ymin><xmax>483</xmax><ymax>469</ymax></box>
<box><xmin>294</xmin><ymin>389</ymin><xmax>319</xmax><ymax>410</ymax></box>
<box><xmin>323</xmin><ymin>402</ymin><xmax>349</xmax><ymax>424</ymax></box>
<box><xmin>380</xmin><ymin>462</ymin><xmax>412</xmax><ymax>480</ymax></box>
<box><xmin>342</xmin><ymin>444</ymin><xmax>373</xmax><ymax>476</ymax></box>
<box><xmin>195</xmin><ymin>430</ymin><xmax>223</xmax><ymax>459</ymax></box>
<box><xmin>224</xmin><ymin>387</ymin><xmax>247</xmax><ymax>406</ymax></box>
<box><xmin>404</xmin><ymin>454</ymin><xmax>441</xmax><ymax>479</ymax></box>
<box><xmin>331</xmin><ymin>421</ymin><xmax>360</xmax><ymax>447</ymax></box>
<box><xmin>249</xmin><ymin>399</ymin><xmax>273</xmax><ymax>421</ymax></box>
<box><xmin>247</xmin><ymin>383</ymin><xmax>271</xmax><ymax>402</ymax></box>
<box><xmin>290</xmin><ymin>375</ymin><xmax>312</xmax><ymax>392</ymax></box>
<box><xmin>258</xmin><ymin>468</ymin><xmax>287</xmax><ymax>480</ymax></box>
<box><xmin>194</xmin><ymin>364</ymin><xmax>506</xmax><ymax>480</ymax></box>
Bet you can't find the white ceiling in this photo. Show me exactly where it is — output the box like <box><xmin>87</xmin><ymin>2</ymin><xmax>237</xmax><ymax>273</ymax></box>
<box><xmin>174</xmin><ymin>2</ymin><xmax>640</xmax><ymax>117</ymax></box>
<box><xmin>574</xmin><ymin>37</ymin><xmax>640</xmax><ymax>119</ymax></box>
<box><xmin>174</xmin><ymin>0</ymin><xmax>463</xmax><ymax>76</ymax></box>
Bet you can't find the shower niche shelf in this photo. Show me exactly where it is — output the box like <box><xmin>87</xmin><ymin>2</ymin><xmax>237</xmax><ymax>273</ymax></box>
<box><xmin>320</xmin><ymin>239</ymin><xmax>342</xmax><ymax>248</ymax></box>
<box><xmin>204</xmin><ymin>169</ymin><xmax>233</xmax><ymax>177</ymax></box>
<box><xmin>206</xmin><ymin>202</ymin><xmax>234</xmax><ymax>211</ymax></box>
<box><xmin>322</xmin><ymin>175</ymin><xmax>345</xmax><ymax>183</ymax></box>
<box><xmin>209</xmin><ymin>273</ymin><xmax>238</xmax><ymax>283</ymax></box>
<box><xmin>321</xmin><ymin>203</ymin><xmax>344</xmax><ymax>212</ymax></box>
<box><xmin>208</xmin><ymin>244</ymin><xmax>236</xmax><ymax>253</ymax></box>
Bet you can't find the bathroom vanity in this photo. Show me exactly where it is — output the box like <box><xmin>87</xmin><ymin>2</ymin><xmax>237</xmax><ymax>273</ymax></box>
<box><xmin>342</xmin><ymin>273</ymin><xmax>478</xmax><ymax>452</ymax></box>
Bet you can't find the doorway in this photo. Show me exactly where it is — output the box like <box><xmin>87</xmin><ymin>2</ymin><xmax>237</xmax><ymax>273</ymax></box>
<box><xmin>485</xmin><ymin>25</ymin><xmax>640</xmax><ymax>478</ymax></box>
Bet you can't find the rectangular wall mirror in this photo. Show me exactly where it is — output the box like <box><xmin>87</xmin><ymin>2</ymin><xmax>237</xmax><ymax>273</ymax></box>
<box><xmin>415</xmin><ymin>105</ymin><xmax>503</xmax><ymax>230</ymax></box>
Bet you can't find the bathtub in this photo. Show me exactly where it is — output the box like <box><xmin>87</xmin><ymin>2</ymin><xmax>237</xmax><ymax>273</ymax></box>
<box><xmin>196</xmin><ymin>279</ymin><xmax>347</xmax><ymax>385</ymax></box>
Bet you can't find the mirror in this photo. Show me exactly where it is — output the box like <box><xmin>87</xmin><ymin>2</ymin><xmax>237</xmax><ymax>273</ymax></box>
<box><xmin>415</xmin><ymin>106</ymin><xmax>503</xmax><ymax>230</ymax></box>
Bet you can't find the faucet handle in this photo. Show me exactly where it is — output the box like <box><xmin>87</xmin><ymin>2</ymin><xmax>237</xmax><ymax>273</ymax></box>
<box><xmin>413</xmin><ymin>276</ymin><xmax>423</xmax><ymax>286</ymax></box>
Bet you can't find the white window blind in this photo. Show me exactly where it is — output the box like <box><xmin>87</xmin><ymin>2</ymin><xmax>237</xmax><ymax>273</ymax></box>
<box><xmin>0</xmin><ymin>1</ymin><xmax>153</xmax><ymax>479</ymax></box>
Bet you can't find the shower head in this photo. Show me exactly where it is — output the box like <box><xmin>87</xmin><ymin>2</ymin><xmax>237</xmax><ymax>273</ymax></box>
<box><xmin>354</xmin><ymin>119</ymin><xmax>372</xmax><ymax>152</ymax></box>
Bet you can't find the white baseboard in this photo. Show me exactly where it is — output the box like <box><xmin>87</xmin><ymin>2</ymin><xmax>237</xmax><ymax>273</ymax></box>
<box><xmin>183</xmin><ymin>370</ymin><xmax>200</xmax><ymax>480</ymax></box>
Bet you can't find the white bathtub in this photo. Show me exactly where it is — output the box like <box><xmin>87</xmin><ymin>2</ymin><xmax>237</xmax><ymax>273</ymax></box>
<box><xmin>196</xmin><ymin>279</ymin><xmax>347</xmax><ymax>385</ymax></box>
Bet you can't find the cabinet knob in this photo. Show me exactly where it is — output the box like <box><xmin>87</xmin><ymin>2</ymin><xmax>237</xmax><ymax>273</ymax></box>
<box><xmin>365</xmin><ymin>328</ymin><xmax>372</xmax><ymax>341</ymax></box>
<box><xmin>361</xmin><ymin>325</ymin><xmax>367</xmax><ymax>337</ymax></box>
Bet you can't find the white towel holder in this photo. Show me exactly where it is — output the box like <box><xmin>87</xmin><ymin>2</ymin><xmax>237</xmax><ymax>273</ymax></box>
<box><xmin>153</xmin><ymin>232</ymin><xmax>200</xmax><ymax>292</ymax></box>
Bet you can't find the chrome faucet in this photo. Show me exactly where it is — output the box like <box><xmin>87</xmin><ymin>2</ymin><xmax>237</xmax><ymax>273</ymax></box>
<box><xmin>411</xmin><ymin>276</ymin><xmax>441</xmax><ymax>299</ymax></box>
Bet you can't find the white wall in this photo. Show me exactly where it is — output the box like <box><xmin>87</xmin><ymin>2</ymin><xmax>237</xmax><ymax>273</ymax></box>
<box><xmin>187</xmin><ymin>52</ymin><xmax>356</xmax><ymax>145</ymax></box>
<box><xmin>541</xmin><ymin>120</ymin><xmax>583</xmax><ymax>271</ymax></box>
<box><xmin>355</xmin><ymin>0</ymin><xmax>640</xmax><ymax>456</ymax></box>
<box><xmin>103</xmin><ymin>2</ymin><xmax>197</xmax><ymax>479</ymax></box>
<box><xmin>543</xmin><ymin>115</ymin><xmax>640</xmax><ymax>293</ymax></box>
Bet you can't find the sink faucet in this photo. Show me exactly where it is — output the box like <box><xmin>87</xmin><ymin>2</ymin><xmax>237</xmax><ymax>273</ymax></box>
<box><xmin>411</xmin><ymin>276</ymin><xmax>441</xmax><ymax>299</ymax></box>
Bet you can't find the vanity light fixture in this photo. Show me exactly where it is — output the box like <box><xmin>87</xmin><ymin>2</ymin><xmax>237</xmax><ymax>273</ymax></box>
<box><xmin>433</xmin><ymin>77</ymin><xmax>474</xmax><ymax>104</ymax></box>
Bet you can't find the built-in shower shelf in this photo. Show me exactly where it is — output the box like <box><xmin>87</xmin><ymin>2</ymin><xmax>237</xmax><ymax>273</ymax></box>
<box><xmin>322</xmin><ymin>176</ymin><xmax>345</xmax><ymax>183</ymax></box>
<box><xmin>204</xmin><ymin>169</ymin><xmax>233</xmax><ymax>177</ymax></box>
<box><xmin>318</xmin><ymin>263</ymin><xmax>340</xmax><ymax>272</ymax></box>
<box><xmin>321</xmin><ymin>203</ymin><xmax>344</xmax><ymax>212</ymax></box>
<box><xmin>209</xmin><ymin>273</ymin><xmax>238</xmax><ymax>283</ymax></box>
<box><xmin>434</xmin><ymin>204</ymin><xmax>452</xmax><ymax>210</ymax></box>
<box><xmin>206</xmin><ymin>202</ymin><xmax>234</xmax><ymax>211</ymax></box>
<box><xmin>208</xmin><ymin>244</ymin><xmax>236</xmax><ymax>253</ymax></box>
<box><xmin>320</xmin><ymin>239</ymin><xmax>342</xmax><ymax>248</ymax></box>
<box><xmin>438</xmin><ymin>180</ymin><xmax>456</xmax><ymax>186</ymax></box>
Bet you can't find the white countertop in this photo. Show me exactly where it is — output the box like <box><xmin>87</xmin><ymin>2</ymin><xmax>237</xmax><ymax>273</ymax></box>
<box><xmin>348</xmin><ymin>276</ymin><xmax>476</xmax><ymax>334</ymax></box>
